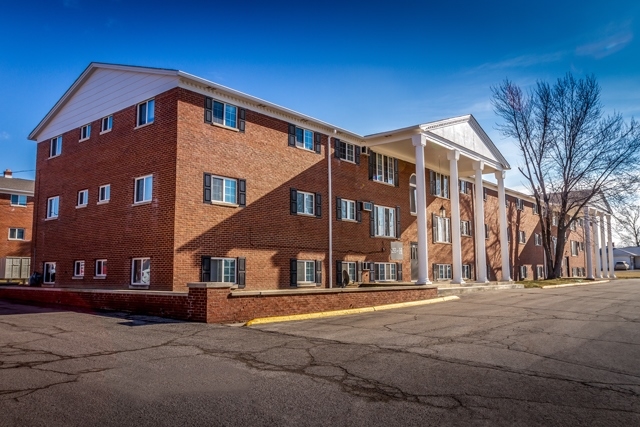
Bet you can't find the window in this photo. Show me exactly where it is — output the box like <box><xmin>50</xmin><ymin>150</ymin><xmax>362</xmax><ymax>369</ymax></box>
<box><xmin>211</xmin><ymin>176</ymin><xmax>237</xmax><ymax>204</ymax></box>
<box><xmin>10</xmin><ymin>194</ymin><xmax>27</xmax><ymax>206</ymax></box>
<box><xmin>340</xmin><ymin>199</ymin><xmax>356</xmax><ymax>221</ymax></box>
<box><xmin>99</xmin><ymin>185</ymin><xmax>111</xmax><ymax>203</ymax></box>
<box><xmin>131</xmin><ymin>258</ymin><xmax>151</xmax><ymax>285</ymax></box>
<box><xmin>519</xmin><ymin>266</ymin><xmax>528</xmax><ymax>280</ymax></box>
<box><xmin>335</xmin><ymin>139</ymin><xmax>358</xmax><ymax>163</ymax></box>
<box><xmin>80</xmin><ymin>124</ymin><xmax>91</xmax><ymax>141</ymax></box>
<box><xmin>483</xmin><ymin>187</ymin><xmax>487</xmax><ymax>201</ymax></box>
<box><xmin>460</xmin><ymin>180</ymin><xmax>470</xmax><ymax>195</ymax></box>
<box><xmin>533</xmin><ymin>203</ymin><xmax>539</xmax><ymax>215</ymax></box>
<box><xmin>409</xmin><ymin>174</ymin><xmax>417</xmax><ymax>214</ymax></box>
<box><xmin>462</xmin><ymin>264</ymin><xmax>472</xmax><ymax>280</ymax></box>
<box><xmin>433</xmin><ymin>214</ymin><xmax>451</xmax><ymax>243</ymax></box>
<box><xmin>374</xmin><ymin>205</ymin><xmax>397</xmax><ymax>238</ymax></box>
<box><xmin>580</xmin><ymin>241</ymin><xmax>585</xmax><ymax>251</ymax></box>
<box><xmin>77</xmin><ymin>189</ymin><xmax>88</xmax><ymax>207</ymax></box>
<box><xmin>373</xmin><ymin>153</ymin><xmax>397</xmax><ymax>185</ymax></box>
<box><xmin>297</xmin><ymin>191</ymin><xmax>315</xmax><ymax>215</ymax></box>
<box><xmin>571</xmin><ymin>240</ymin><xmax>579</xmax><ymax>256</ymax></box>
<box><xmin>552</xmin><ymin>213</ymin><xmax>558</xmax><ymax>226</ymax></box>
<box><xmin>505</xmin><ymin>197</ymin><xmax>509</xmax><ymax>208</ymax></box>
<box><xmin>136</xmin><ymin>99</ymin><xmax>155</xmax><ymax>127</ymax></box>
<box><xmin>43</xmin><ymin>262</ymin><xmax>56</xmax><ymax>284</ymax></box>
<box><xmin>47</xmin><ymin>196</ymin><xmax>59</xmax><ymax>219</ymax></box>
<box><xmin>8</xmin><ymin>228</ymin><xmax>25</xmax><ymax>240</ymax></box>
<box><xmin>294</xmin><ymin>127</ymin><xmax>314</xmax><ymax>151</ymax></box>
<box><xmin>296</xmin><ymin>260</ymin><xmax>315</xmax><ymax>284</ymax></box>
<box><xmin>339</xmin><ymin>261</ymin><xmax>357</xmax><ymax>284</ymax></box>
<box><xmin>101</xmin><ymin>115</ymin><xmax>113</xmax><ymax>133</ymax></box>
<box><xmin>375</xmin><ymin>263</ymin><xmax>397</xmax><ymax>281</ymax></box>
<box><xmin>434</xmin><ymin>264</ymin><xmax>452</xmax><ymax>280</ymax></box>
<box><xmin>570</xmin><ymin>221</ymin><xmax>577</xmax><ymax>231</ymax></box>
<box><xmin>516</xmin><ymin>198</ymin><xmax>524</xmax><ymax>210</ymax></box>
<box><xmin>95</xmin><ymin>259</ymin><xmax>107</xmax><ymax>277</ymax></box>
<box><xmin>534</xmin><ymin>233</ymin><xmax>542</xmax><ymax>246</ymax></box>
<box><xmin>213</xmin><ymin>100</ymin><xmax>238</xmax><ymax>128</ymax></box>
<box><xmin>460</xmin><ymin>220</ymin><xmax>472</xmax><ymax>237</ymax></box>
<box><xmin>518</xmin><ymin>230</ymin><xmax>526</xmax><ymax>244</ymax></box>
<box><xmin>50</xmin><ymin>136</ymin><xmax>62</xmax><ymax>157</ymax></box>
<box><xmin>536</xmin><ymin>265</ymin><xmax>544</xmax><ymax>279</ymax></box>
<box><xmin>485</xmin><ymin>224</ymin><xmax>489</xmax><ymax>240</ymax></box>
<box><xmin>430</xmin><ymin>171</ymin><xmax>449</xmax><ymax>198</ymax></box>
<box><xmin>74</xmin><ymin>260</ymin><xmax>85</xmax><ymax>277</ymax></box>
<box><xmin>134</xmin><ymin>175</ymin><xmax>153</xmax><ymax>203</ymax></box>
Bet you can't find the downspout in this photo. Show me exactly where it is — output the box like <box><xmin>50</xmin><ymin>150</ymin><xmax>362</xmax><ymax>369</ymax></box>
<box><xmin>328</xmin><ymin>130</ymin><xmax>336</xmax><ymax>288</ymax></box>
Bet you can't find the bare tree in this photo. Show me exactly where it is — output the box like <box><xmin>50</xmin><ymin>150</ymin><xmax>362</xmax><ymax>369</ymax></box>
<box><xmin>492</xmin><ymin>74</ymin><xmax>640</xmax><ymax>279</ymax></box>
<box><xmin>614</xmin><ymin>205</ymin><xmax>640</xmax><ymax>247</ymax></box>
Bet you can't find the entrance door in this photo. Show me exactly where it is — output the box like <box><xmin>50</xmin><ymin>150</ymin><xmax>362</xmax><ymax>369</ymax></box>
<box><xmin>565</xmin><ymin>257</ymin><xmax>570</xmax><ymax>277</ymax></box>
<box><xmin>410</xmin><ymin>242</ymin><xmax>418</xmax><ymax>281</ymax></box>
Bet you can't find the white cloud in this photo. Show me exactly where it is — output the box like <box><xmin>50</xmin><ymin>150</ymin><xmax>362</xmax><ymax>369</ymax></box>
<box><xmin>576</xmin><ymin>31</ymin><xmax>633</xmax><ymax>59</ymax></box>
<box><xmin>469</xmin><ymin>51</ymin><xmax>567</xmax><ymax>73</ymax></box>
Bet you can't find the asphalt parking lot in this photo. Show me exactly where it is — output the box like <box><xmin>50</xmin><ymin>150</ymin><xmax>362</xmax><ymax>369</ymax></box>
<box><xmin>1</xmin><ymin>281</ymin><xmax>639</xmax><ymax>426</ymax></box>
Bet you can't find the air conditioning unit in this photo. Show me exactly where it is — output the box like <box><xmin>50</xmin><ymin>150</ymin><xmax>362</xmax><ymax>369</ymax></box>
<box><xmin>360</xmin><ymin>201</ymin><xmax>373</xmax><ymax>211</ymax></box>
<box><xmin>360</xmin><ymin>146</ymin><xmax>369</xmax><ymax>155</ymax></box>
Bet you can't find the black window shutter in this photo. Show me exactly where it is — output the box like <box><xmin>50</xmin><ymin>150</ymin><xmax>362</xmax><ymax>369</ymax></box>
<box><xmin>356</xmin><ymin>200</ymin><xmax>362</xmax><ymax>223</ymax></box>
<box><xmin>370</xmin><ymin>263</ymin><xmax>376</xmax><ymax>282</ymax></box>
<box><xmin>238</xmin><ymin>108</ymin><xmax>246</xmax><ymax>132</ymax></box>
<box><xmin>368</xmin><ymin>152</ymin><xmax>374</xmax><ymax>180</ymax></box>
<box><xmin>288</xmin><ymin>124</ymin><xmax>296</xmax><ymax>147</ymax></box>
<box><xmin>290</xmin><ymin>259</ymin><xmax>297</xmax><ymax>286</ymax></box>
<box><xmin>314</xmin><ymin>132</ymin><xmax>322</xmax><ymax>154</ymax></box>
<box><xmin>203</xmin><ymin>173</ymin><xmax>212</xmax><ymax>203</ymax></box>
<box><xmin>315</xmin><ymin>260</ymin><xmax>322</xmax><ymax>285</ymax></box>
<box><xmin>237</xmin><ymin>179</ymin><xmax>246</xmax><ymax>207</ymax></box>
<box><xmin>336</xmin><ymin>197</ymin><xmax>342</xmax><ymax>220</ymax></box>
<box><xmin>290</xmin><ymin>188</ymin><xmax>298</xmax><ymax>215</ymax></box>
<box><xmin>357</xmin><ymin>261</ymin><xmax>363</xmax><ymax>282</ymax></box>
<box><xmin>370</xmin><ymin>204</ymin><xmax>376</xmax><ymax>237</ymax></box>
<box><xmin>355</xmin><ymin>146</ymin><xmax>361</xmax><ymax>165</ymax></box>
<box><xmin>336</xmin><ymin>261</ymin><xmax>343</xmax><ymax>286</ymax></box>
<box><xmin>201</xmin><ymin>256</ymin><xmax>211</xmax><ymax>282</ymax></box>
<box><xmin>204</xmin><ymin>97</ymin><xmax>213</xmax><ymax>124</ymax></box>
<box><xmin>334</xmin><ymin>139</ymin><xmax>341</xmax><ymax>159</ymax></box>
<box><xmin>237</xmin><ymin>257</ymin><xmax>246</xmax><ymax>288</ymax></box>
<box><xmin>394</xmin><ymin>158</ymin><xmax>399</xmax><ymax>187</ymax></box>
<box><xmin>396</xmin><ymin>206</ymin><xmax>401</xmax><ymax>238</ymax></box>
<box><xmin>315</xmin><ymin>193</ymin><xmax>322</xmax><ymax>218</ymax></box>
<box><xmin>396</xmin><ymin>263</ymin><xmax>403</xmax><ymax>281</ymax></box>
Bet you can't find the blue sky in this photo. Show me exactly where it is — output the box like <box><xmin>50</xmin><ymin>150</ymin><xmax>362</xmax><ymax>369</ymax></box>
<box><xmin>1</xmin><ymin>0</ymin><xmax>638</xmax><ymax>190</ymax></box>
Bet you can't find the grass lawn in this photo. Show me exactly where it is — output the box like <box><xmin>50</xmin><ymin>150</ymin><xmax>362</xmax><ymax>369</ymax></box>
<box><xmin>611</xmin><ymin>270</ymin><xmax>640</xmax><ymax>279</ymax></box>
<box><xmin>522</xmin><ymin>278</ymin><xmax>588</xmax><ymax>289</ymax></box>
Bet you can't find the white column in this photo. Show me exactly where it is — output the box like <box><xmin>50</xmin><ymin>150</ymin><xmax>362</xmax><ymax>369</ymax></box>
<box><xmin>473</xmin><ymin>161</ymin><xmax>488</xmax><ymax>283</ymax></box>
<box><xmin>594</xmin><ymin>213</ymin><xmax>602</xmax><ymax>278</ymax></box>
<box><xmin>600</xmin><ymin>213</ymin><xmax>608</xmax><ymax>278</ymax></box>
<box><xmin>607</xmin><ymin>214</ymin><xmax>616</xmax><ymax>279</ymax></box>
<box><xmin>495</xmin><ymin>170</ymin><xmax>511</xmax><ymax>281</ymax></box>
<box><xmin>448</xmin><ymin>150</ymin><xmax>464</xmax><ymax>284</ymax></box>
<box><xmin>411</xmin><ymin>134</ymin><xmax>431</xmax><ymax>284</ymax></box>
<box><xmin>584</xmin><ymin>208</ymin><xmax>594</xmax><ymax>280</ymax></box>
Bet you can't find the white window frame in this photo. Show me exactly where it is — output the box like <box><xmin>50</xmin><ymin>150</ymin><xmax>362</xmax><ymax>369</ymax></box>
<box><xmin>533</xmin><ymin>203</ymin><xmax>539</xmax><ymax>215</ymax></box>
<box><xmin>46</xmin><ymin>196</ymin><xmax>59</xmax><ymax>219</ymax></box>
<box><xmin>374</xmin><ymin>153</ymin><xmax>396</xmax><ymax>185</ymax></box>
<box><xmin>375</xmin><ymin>263</ymin><xmax>397</xmax><ymax>281</ymax></box>
<box><xmin>10</xmin><ymin>194</ymin><xmax>27</xmax><ymax>207</ymax></box>
<box><xmin>294</xmin><ymin>126</ymin><xmax>314</xmax><ymax>151</ymax></box>
<box><xmin>552</xmin><ymin>213</ymin><xmax>558</xmax><ymax>226</ymax></box>
<box><xmin>516</xmin><ymin>198</ymin><xmax>524</xmax><ymax>211</ymax></box>
<box><xmin>337</xmin><ymin>141</ymin><xmax>356</xmax><ymax>163</ymax></box>
<box><xmin>136</xmin><ymin>99</ymin><xmax>155</xmax><ymax>127</ymax></box>
<box><xmin>213</xmin><ymin>100</ymin><xmax>238</xmax><ymax>129</ymax></box>
<box><xmin>518</xmin><ymin>230</ymin><xmax>526</xmax><ymax>244</ymax></box>
<box><xmin>374</xmin><ymin>205</ymin><xmax>396</xmax><ymax>238</ymax></box>
<box><xmin>534</xmin><ymin>233</ymin><xmax>542</xmax><ymax>246</ymax></box>
<box><xmin>460</xmin><ymin>180</ymin><xmax>470</xmax><ymax>195</ymax></box>
<box><xmin>101</xmin><ymin>115</ymin><xmax>113</xmax><ymax>133</ymax></box>
<box><xmin>342</xmin><ymin>261</ymin><xmax>357</xmax><ymax>283</ymax></box>
<box><xmin>98</xmin><ymin>184</ymin><xmax>111</xmax><ymax>203</ymax></box>
<box><xmin>131</xmin><ymin>257</ymin><xmax>151</xmax><ymax>286</ymax></box>
<box><xmin>43</xmin><ymin>262</ymin><xmax>56</xmax><ymax>284</ymax></box>
<box><xmin>77</xmin><ymin>189</ymin><xmax>88</xmax><ymax>208</ymax></box>
<box><xmin>8</xmin><ymin>228</ymin><xmax>25</xmax><ymax>240</ymax></box>
<box><xmin>74</xmin><ymin>260</ymin><xmax>85</xmax><ymax>278</ymax></box>
<box><xmin>536</xmin><ymin>265</ymin><xmax>544</xmax><ymax>279</ymax></box>
<box><xmin>211</xmin><ymin>175</ymin><xmax>237</xmax><ymax>205</ymax></box>
<box><xmin>49</xmin><ymin>136</ymin><xmax>62</xmax><ymax>158</ymax></box>
<box><xmin>296</xmin><ymin>260</ymin><xmax>315</xmax><ymax>284</ymax></box>
<box><xmin>462</xmin><ymin>264</ymin><xmax>472</xmax><ymax>280</ymax></box>
<box><xmin>520</xmin><ymin>265</ymin><xmax>528</xmax><ymax>279</ymax></box>
<box><xmin>80</xmin><ymin>123</ymin><xmax>91</xmax><ymax>141</ymax></box>
<box><xmin>409</xmin><ymin>174</ymin><xmax>417</xmax><ymax>215</ymax></box>
<box><xmin>296</xmin><ymin>191</ymin><xmax>315</xmax><ymax>216</ymax></box>
<box><xmin>341</xmin><ymin>199</ymin><xmax>356</xmax><ymax>221</ymax></box>
<box><xmin>433</xmin><ymin>214</ymin><xmax>451</xmax><ymax>243</ymax></box>
<box><xmin>571</xmin><ymin>240</ymin><xmax>579</xmax><ymax>256</ymax></box>
<box><xmin>434</xmin><ymin>264</ymin><xmax>452</xmax><ymax>280</ymax></box>
<box><xmin>460</xmin><ymin>220</ymin><xmax>472</xmax><ymax>237</ymax></box>
<box><xmin>95</xmin><ymin>259</ymin><xmax>107</xmax><ymax>277</ymax></box>
<box><xmin>134</xmin><ymin>175</ymin><xmax>153</xmax><ymax>204</ymax></box>
<box><xmin>570</xmin><ymin>220</ymin><xmax>577</xmax><ymax>231</ymax></box>
<box><xmin>430</xmin><ymin>171</ymin><xmax>449</xmax><ymax>198</ymax></box>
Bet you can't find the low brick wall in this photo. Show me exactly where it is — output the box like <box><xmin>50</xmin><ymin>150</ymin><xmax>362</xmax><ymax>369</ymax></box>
<box><xmin>0</xmin><ymin>284</ymin><xmax>438</xmax><ymax>324</ymax></box>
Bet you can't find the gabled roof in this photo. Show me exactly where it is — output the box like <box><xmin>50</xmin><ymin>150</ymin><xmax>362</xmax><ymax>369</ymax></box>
<box><xmin>0</xmin><ymin>177</ymin><xmax>35</xmax><ymax>195</ymax></box>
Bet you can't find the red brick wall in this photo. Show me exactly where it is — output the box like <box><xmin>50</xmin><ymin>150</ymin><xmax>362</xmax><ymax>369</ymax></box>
<box><xmin>32</xmin><ymin>89</ymin><xmax>180</xmax><ymax>290</ymax></box>
<box><xmin>0</xmin><ymin>193</ymin><xmax>33</xmax><ymax>258</ymax></box>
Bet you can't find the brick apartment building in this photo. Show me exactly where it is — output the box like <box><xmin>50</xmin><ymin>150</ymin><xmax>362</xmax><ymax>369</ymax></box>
<box><xmin>26</xmin><ymin>63</ymin><xmax>614</xmax><ymax>292</ymax></box>
<box><xmin>0</xmin><ymin>169</ymin><xmax>34</xmax><ymax>280</ymax></box>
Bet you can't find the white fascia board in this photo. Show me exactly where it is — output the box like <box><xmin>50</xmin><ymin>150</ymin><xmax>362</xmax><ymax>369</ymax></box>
<box><xmin>424</xmin><ymin>131</ymin><xmax>504</xmax><ymax>171</ymax></box>
<box><xmin>0</xmin><ymin>188</ymin><xmax>34</xmax><ymax>196</ymax></box>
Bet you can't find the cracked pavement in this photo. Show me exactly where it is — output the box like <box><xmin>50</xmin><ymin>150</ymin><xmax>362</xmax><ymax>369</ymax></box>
<box><xmin>1</xmin><ymin>281</ymin><xmax>639</xmax><ymax>426</ymax></box>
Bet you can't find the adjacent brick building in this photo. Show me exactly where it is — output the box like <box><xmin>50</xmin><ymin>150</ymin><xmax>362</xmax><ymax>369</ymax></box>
<box><xmin>0</xmin><ymin>169</ymin><xmax>34</xmax><ymax>280</ymax></box>
<box><xmin>27</xmin><ymin>63</ymin><xmax>595</xmax><ymax>293</ymax></box>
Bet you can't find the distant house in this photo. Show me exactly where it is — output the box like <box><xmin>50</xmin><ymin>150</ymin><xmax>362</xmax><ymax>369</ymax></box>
<box><xmin>0</xmin><ymin>169</ymin><xmax>34</xmax><ymax>281</ymax></box>
<box><xmin>613</xmin><ymin>247</ymin><xmax>640</xmax><ymax>270</ymax></box>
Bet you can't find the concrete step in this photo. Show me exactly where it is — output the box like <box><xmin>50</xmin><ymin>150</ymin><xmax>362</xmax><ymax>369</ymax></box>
<box><xmin>437</xmin><ymin>282</ymin><xmax>524</xmax><ymax>297</ymax></box>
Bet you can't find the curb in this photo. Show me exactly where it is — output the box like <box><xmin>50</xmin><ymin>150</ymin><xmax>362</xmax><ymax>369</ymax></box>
<box><xmin>542</xmin><ymin>280</ymin><xmax>610</xmax><ymax>289</ymax></box>
<box><xmin>245</xmin><ymin>296</ymin><xmax>460</xmax><ymax>326</ymax></box>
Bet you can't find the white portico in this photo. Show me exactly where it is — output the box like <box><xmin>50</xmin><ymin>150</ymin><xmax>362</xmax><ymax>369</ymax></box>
<box><xmin>584</xmin><ymin>206</ymin><xmax>616</xmax><ymax>280</ymax></box>
<box><xmin>363</xmin><ymin>115</ymin><xmax>511</xmax><ymax>285</ymax></box>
